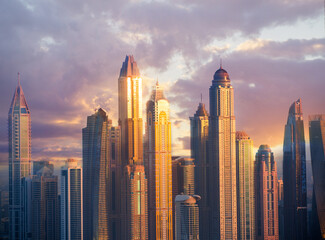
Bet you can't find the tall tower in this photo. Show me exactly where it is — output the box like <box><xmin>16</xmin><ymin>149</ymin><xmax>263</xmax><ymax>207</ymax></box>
<box><xmin>208</xmin><ymin>65</ymin><xmax>237</xmax><ymax>239</ymax></box>
<box><xmin>255</xmin><ymin>145</ymin><xmax>279</xmax><ymax>240</ymax></box>
<box><xmin>82</xmin><ymin>108</ymin><xmax>110</xmax><ymax>240</ymax></box>
<box><xmin>190</xmin><ymin>102</ymin><xmax>209</xmax><ymax>240</ymax></box>
<box><xmin>146</xmin><ymin>83</ymin><xmax>173</xmax><ymax>240</ymax></box>
<box><xmin>309</xmin><ymin>114</ymin><xmax>325</xmax><ymax>239</ymax></box>
<box><xmin>283</xmin><ymin>99</ymin><xmax>307</xmax><ymax>240</ymax></box>
<box><xmin>118</xmin><ymin>55</ymin><xmax>148</xmax><ymax>240</ymax></box>
<box><xmin>8</xmin><ymin>74</ymin><xmax>31</xmax><ymax>240</ymax></box>
<box><xmin>236</xmin><ymin>131</ymin><xmax>255</xmax><ymax>240</ymax></box>
<box><xmin>61</xmin><ymin>159</ymin><xmax>83</xmax><ymax>240</ymax></box>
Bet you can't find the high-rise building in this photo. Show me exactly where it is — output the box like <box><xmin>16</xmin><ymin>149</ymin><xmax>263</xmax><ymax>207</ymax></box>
<box><xmin>236</xmin><ymin>131</ymin><xmax>255</xmax><ymax>240</ymax></box>
<box><xmin>33</xmin><ymin>161</ymin><xmax>54</xmax><ymax>175</ymax></box>
<box><xmin>277</xmin><ymin>179</ymin><xmax>284</xmax><ymax>240</ymax></box>
<box><xmin>107</xmin><ymin>126</ymin><xmax>122</xmax><ymax>240</ymax></box>
<box><xmin>146</xmin><ymin>83</ymin><xmax>173</xmax><ymax>240</ymax></box>
<box><xmin>255</xmin><ymin>145</ymin><xmax>279</xmax><ymax>240</ymax></box>
<box><xmin>208</xmin><ymin>65</ymin><xmax>237</xmax><ymax>239</ymax></box>
<box><xmin>8</xmin><ymin>75</ymin><xmax>31</xmax><ymax>240</ymax></box>
<box><xmin>283</xmin><ymin>99</ymin><xmax>307</xmax><ymax>240</ymax></box>
<box><xmin>118</xmin><ymin>55</ymin><xmax>148</xmax><ymax>240</ymax></box>
<box><xmin>82</xmin><ymin>108</ymin><xmax>110</xmax><ymax>240</ymax></box>
<box><xmin>61</xmin><ymin>159</ymin><xmax>83</xmax><ymax>240</ymax></box>
<box><xmin>31</xmin><ymin>166</ymin><xmax>60</xmax><ymax>240</ymax></box>
<box><xmin>190</xmin><ymin>102</ymin><xmax>209</xmax><ymax>240</ymax></box>
<box><xmin>175</xmin><ymin>194</ymin><xmax>200</xmax><ymax>240</ymax></box>
<box><xmin>309</xmin><ymin>114</ymin><xmax>325</xmax><ymax>239</ymax></box>
<box><xmin>172</xmin><ymin>157</ymin><xmax>195</xmax><ymax>197</ymax></box>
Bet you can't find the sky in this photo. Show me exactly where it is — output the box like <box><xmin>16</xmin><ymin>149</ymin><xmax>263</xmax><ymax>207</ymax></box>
<box><xmin>0</xmin><ymin>0</ymin><xmax>324</xmax><ymax>186</ymax></box>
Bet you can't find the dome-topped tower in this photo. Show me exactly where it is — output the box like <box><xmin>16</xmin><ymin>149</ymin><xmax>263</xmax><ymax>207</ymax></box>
<box><xmin>212</xmin><ymin>66</ymin><xmax>231</xmax><ymax>86</ymax></box>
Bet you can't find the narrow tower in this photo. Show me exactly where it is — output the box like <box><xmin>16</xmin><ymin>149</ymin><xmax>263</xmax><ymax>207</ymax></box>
<box><xmin>8</xmin><ymin>74</ymin><xmax>31</xmax><ymax>240</ymax></box>
<box><xmin>255</xmin><ymin>145</ymin><xmax>279</xmax><ymax>240</ymax></box>
<box><xmin>236</xmin><ymin>131</ymin><xmax>255</xmax><ymax>240</ymax></box>
<box><xmin>146</xmin><ymin>83</ymin><xmax>173</xmax><ymax>240</ymax></box>
<box><xmin>283</xmin><ymin>99</ymin><xmax>307</xmax><ymax>240</ymax></box>
<box><xmin>208</xmin><ymin>65</ymin><xmax>237</xmax><ymax>239</ymax></box>
<box><xmin>190</xmin><ymin>102</ymin><xmax>209</xmax><ymax>240</ymax></box>
<box><xmin>118</xmin><ymin>55</ymin><xmax>148</xmax><ymax>240</ymax></box>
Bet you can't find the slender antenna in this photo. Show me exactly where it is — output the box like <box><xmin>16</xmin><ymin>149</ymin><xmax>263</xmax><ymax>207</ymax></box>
<box><xmin>201</xmin><ymin>93</ymin><xmax>202</xmax><ymax>103</ymax></box>
<box><xmin>220</xmin><ymin>58</ymin><xmax>223</xmax><ymax>69</ymax></box>
<box><xmin>156</xmin><ymin>77</ymin><xmax>159</xmax><ymax>85</ymax></box>
<box><xmin>18</xmin><ymin>72</ymin><xmax>20</xmax><ymax>86</ymax></box>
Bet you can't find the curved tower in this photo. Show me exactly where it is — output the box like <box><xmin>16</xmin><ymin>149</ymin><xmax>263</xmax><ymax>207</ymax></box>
<box><xmin>283</xmin><ymin>99</ymin><xmax>307</xmax><ymax>240</ymax></box>
<box><xmin>8</xmin><ymin>75</ymin><xmax>31</xmax><ymax>239</ymax></box>
<box><xmin>208</xmin><ymin>66</ymin><xmax>237</xmax><ymax>239</ymax></box>
<box><xmin>146</xmin><ymin>83</ymin><xmax>173</xmax><ymax>240</ymax></box>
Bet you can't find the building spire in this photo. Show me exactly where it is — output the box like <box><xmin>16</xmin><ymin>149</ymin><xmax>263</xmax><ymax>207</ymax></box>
<box><xmin>17</xmin><ymin>72</ymin><xmax>20</xmax><ymax>86</ymax></box>
<box><xmin>156</xmin><ymin>77</ymin><xmax>159</xmax><ymax>86</ymax></box>
<box><xmin>220</xmin><ymin>58</ymin><xmax>223</xmax><ymax>69</ymax></box>
<box><xmin>200</xmin><ymin>93</ymin><xmax>202</xmax><ymax>103</ymax></box>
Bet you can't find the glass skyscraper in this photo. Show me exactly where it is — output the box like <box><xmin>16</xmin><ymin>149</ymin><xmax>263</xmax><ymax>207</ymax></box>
<box><xmin>283</xmin><ymin>99</ymin><xmax>307</xmax><ymax>240</ymax></box>
<box><xmin>146</xmin><ymin>83</ymin><xmax>173</xmax><ymax>240</ymax></box>
<box><xmin>236</xmin><ymin>131</ymin><xmax>255</xmax><ymax>240</ymax></box>
<box><xmin>208</xmin><ymin>65</ymin><xmax>237</xmax><ymax>239</ymax></box>
<box><xmin>8</xmin><ymin>76</ymin><xmax>31</xmax><ymax>240</ymax></box>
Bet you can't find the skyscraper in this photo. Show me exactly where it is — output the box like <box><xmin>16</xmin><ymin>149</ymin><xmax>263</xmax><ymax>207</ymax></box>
<box><xmin>8</xmin><ymin>75</ymin><xmax>31</xmax><ymax>240</ymax></box>
<box><xmin>283</xmin><ymin>99</ymin><xmax>307</xmax><ymax>240</ymax></box>
<box><xmin>255</xmin><ymin>145</ymin><xmax>279</xmax><ymax>240</ymax></box>
<box><xmin>175</xmin><ymin>194</ymin><xmax>200</xmax><ymax>240</ymax></box>
<box><xmin>208</xmin><ymin>65</ymin><xmax>237</xmax><ymax>239</ymax></box>
<box><xmin>107</xmin><ymin>126</ymin><xmax>122</xmax><ymax>240</ymax></box>
<box><xmin>172</xmin><ymin>157</ymin><xmax>195</xmax><ymax>197</ymax></box>
<box><xmin>277</xmin><ymin>179</ymin><xmax>284</xmax><ymax>240</ymax></box>
<box><xmin>118</xmin><ymin>55</ymin><xmax>148</xmax><ymax>240</ymax></box>
<box><xmin>309</xmin><ymin>114</ymin><xmax>325</xmax><ymax>239</ymax></box>
<box><xmin>146</xmin><ymin>83</ymin><xmax>173</xmax><ymax>240</ymax></box>
<box><xmin>236</xmin><ymin>131</ymin><xmax>255</xmax><ymax>240</ymax></box>
<box><xmin>190</xmin><ymin>102</ymin><xmax>209</xmax><ymax>240</ymax></box>
<box><xmin>82</xmin><ymin>108</ymin><xmax>110</xmax><ymax>240</ymax></box>
<box><xmin>61</xmin><ymin>159</ymin><xmax>83</xmax><ymax>240</ymax></box>
<box><xmin>31</xmin><ymin>166</ymin><xmax>60</xmax><ymax>240</ymax></box>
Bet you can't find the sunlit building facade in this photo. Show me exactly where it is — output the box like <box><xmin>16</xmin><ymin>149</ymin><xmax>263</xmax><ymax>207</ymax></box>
<box><xmin>118</xmin><ymin>55</ymin><xmax>148</xmax><ymax>239</ymax></box>
<box><xmin>146</xmin><ymin>83</ymin><xmax>173</xmax><ymax>240</ymax></box>
<box><xmin>309</xmin><ymin>114</ymin><xmax>325</xmax><ymax>239</ymax></box>
<box><xmin>208</xmin><ymin>66</ymin><xmax>237</xmax><ymax>239</ymax></box>
<box><xmin>8</xmin><ymin>76</ymin><xmax>31</xmax><ymax>240</ymax></box>
<box><xmin>61</xmin><ymin>159</ymin><xmax>83</xmax><ymax>240</ymax></box>
<box><xmin>190</xmin><ymin>102</ymin><xmax>209</xmax><ymax>240</ymax></box>
<box><xmin>255</xmin><ymin>145</ymin><xmax>279</xmax><ymax>240</ymax></box>
<box><xmin>82</xmin><ymin>108</ymin><xmax>110</xmax><ymax>240</ymax></box>
<box><xmin>236</xmin><ymin>131</ymin><xmax>255</xmax><ymax>240</ymax></box>
<box><xmin>175</xmin><ymin>194</ymin><xmax>200</xmax><ymax>240</ymax></box>
<box><xmin>283</xmin><ymin>99</ymin><xmax>307</xmax><ymax>240</ymax></box>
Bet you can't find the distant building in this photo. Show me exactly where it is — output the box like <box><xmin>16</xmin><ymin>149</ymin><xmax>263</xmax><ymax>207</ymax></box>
<box><xmin>283</xmin><ymin>99</ymin><xmax>307</xmax><ymax>240</ymax></box>
<box><xmin>33</xmin><ymin>161</ymin><xmax>54</xmax><ymax>176</ymax></box>
<box><xmin>31</xmin><ymin>167</ymin><xmax>60</xmax><ymax>240</ymax></box>
<box><xmin>278</xmin><ymin>179</ymin><xmax>284</xmax><ymax>240</ymax></box>
<box><xmin>172</xmin><ymin>157</ymin><xmax>195</xmax><ymax>197</ymax></box>
<box><xmin>190</xmin><ymin>102</ymin><xmax>209</xmax><ymax>240</ymax></box>
<box><xmin>236</xmin><ymin>131</ymin><xmax>255</xmax><ymax>240</ymax></box>
<box><xmin>175</xmin><ymin>194</ymin><xmax>200</xmax><ymax>240</ymax></box>
<box><xmin>61</xmin><ymin>159</ymin><xmax>83</xmax><ymax>240</ymax></box>
<box><xmin>118</xmin><ymin>55</ymin><xmax>148</xmax><ymax>239</ymax></box>
<box><xmin>146</xmin><ymin>83</ymin><xmax>173</xmax><ymax>240</ymax></box>
<box><xmin>82</xmin><ymin>108</ymin><xmax>110</xmax><ymax>239</ymax></box>
<box><xmin>208</xmin><ymin>65</ymin><xmax>237</xmax><ymax>239</ymax></box>
<box><xmin>255</xmin><ymin>145</ymin><xmax>279</xmax><ymax>240</ymax></box>
<box><xmin>309</xmin><ymin>114</ymin><xmax>325</xmax><ymax>239</ymax></box>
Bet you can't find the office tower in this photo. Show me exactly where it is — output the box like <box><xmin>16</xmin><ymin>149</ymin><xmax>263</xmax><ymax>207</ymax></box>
<box><xmin>283</xmin><ymin>99</ymin><xmax>307</xmax><ymax>240</ymax></box>
<box><xmin>61</xmin><ymin>159</ymin><xmax>83</xmax><ymax>240</ymax></box>
<box><xmin>172</xmin><ymin>157</ymin><xmax>195</xmax><ymax>197</ymax></box>
<box><xmin>8</xmin><ymin>75</ymin><xmax>31</xmax><ymax>240</ymax></box>
<box><xmin>208</xmin><ymin>65</ymin><xmax>237</xmax><ymax>239</ymax></box>
<box><xmin>236</xmin><ymin>131</ymin><xmax>255</xmax><ymax>240</ymax></box>
<box><xmin>146</xmin><ymin>83</ymin><xmax>173</xmax><ymax>240</ymax></box>
<box><xmin>118</xmin><ymin>55</ymin><xmax>148</xmax><ymax>239</ymax></box>
<box><xmin>255</xmin><ymin>145</ymin><xmax>279</xmax><ymax>240</ymax></box>
<box><xmin>108</xmin><ymin>126</ymin><xmax>122</xmax><ymax>240</ymax></box>
<box><xmin>33</xmin><ymin>161</ymin><xmax>54</xmax><ymax>175</ymax></box>
<box><xmin>309</xmin><ymin>114</ymin><xmax>325</xmax><ymax>239</ymax></box>
<box><xmin>190</xmin><ymin>102</ymin><xmax>209</xmax><ymax>240</ymax></box>
<box><xmin>31</xmin><ymin>167</ymin><xmax>60</xmax><ymax>240</ymax></box>
<box><xmin>175</xmin><ymin>194</ymin><xmax>200</xmax><ymax>240</ymax></box>
<box><xmin>82</xmin><ymin>108</ymin><xmax>110</xmax><ymax>240</ymax></box>
<box><xmin>277</xmin><ymin>180</ymin><xmax>284</xmax><ymax>240</ymax></box>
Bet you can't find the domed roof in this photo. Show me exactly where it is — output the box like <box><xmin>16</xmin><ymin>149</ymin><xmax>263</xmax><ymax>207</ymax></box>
<box><xmin>258</xmin><ymin>144</ymin><xmax>271</xmax><ymax>152</ymax></box>
<box><xmin>213</xmin><ymin>67</ymin><xmax>230</xmax><ymax>81</ymax></box>
<box><xmin>236</xmin><ymin>131</ymin><xmax>250</xmax><ymax>140</ymax></box>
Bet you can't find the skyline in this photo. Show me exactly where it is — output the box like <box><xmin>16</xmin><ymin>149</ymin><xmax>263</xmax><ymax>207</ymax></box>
<box><xmin>0</xmin><ymin>0</ymin><xmax>325</xmax><ymax>184</ymax></box>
